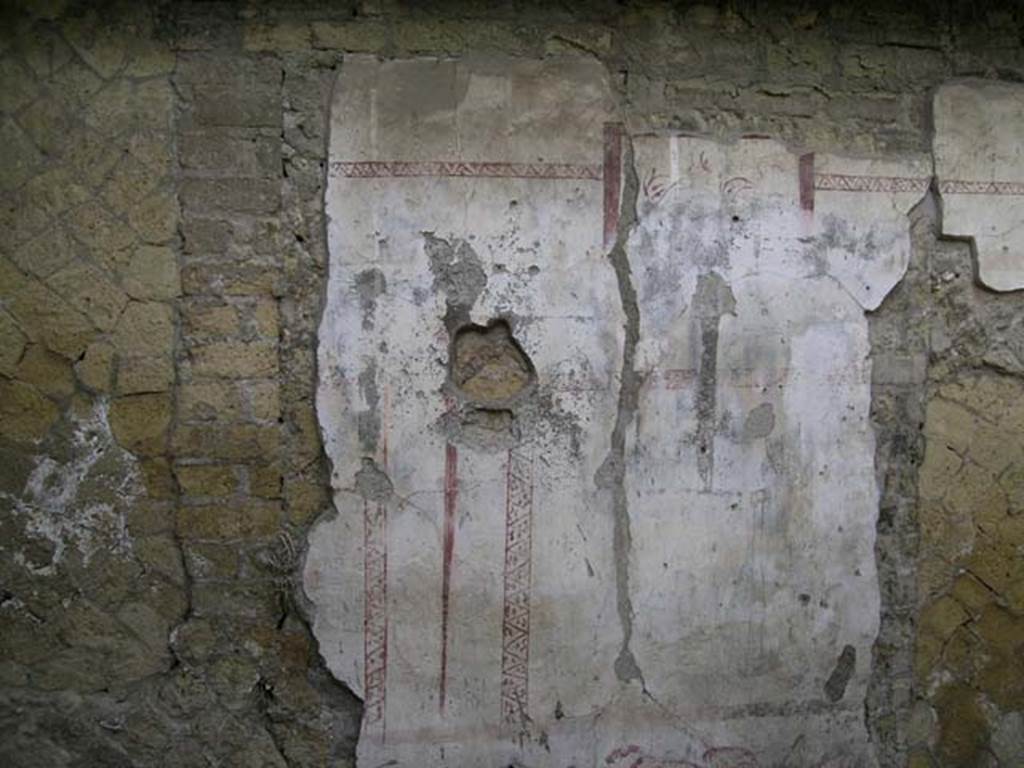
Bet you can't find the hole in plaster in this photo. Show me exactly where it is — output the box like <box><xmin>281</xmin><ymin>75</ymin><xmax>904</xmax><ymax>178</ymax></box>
<box><xmin>449</xmin><ymin>320</ymin><xmax>536</xmax><ymax>407</ymax></box>
<box><xmin>453</xmin><ymin>407</ymin><xmax>519</xmax><ymax>452</ymax></box>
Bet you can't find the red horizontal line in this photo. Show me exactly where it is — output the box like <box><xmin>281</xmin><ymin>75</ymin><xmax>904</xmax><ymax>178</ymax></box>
<box><xmin>938</xmin><ymin>179</ymin><xmax>1024</xmax><ymax>195</ymax></box>
<box><xmin>330</xmin><ymin>160</ymin><xmax>603</xmax><ymax>180</ymax></box>
<box><xmin>814</xmin><ymin>173</ymin><xmax>929</xmax><ymax>193</ymax></box>
<box><xmin>815</xmin><ymin>173</ymin><xmax>1024</xmax><ymax>196</ymax></box>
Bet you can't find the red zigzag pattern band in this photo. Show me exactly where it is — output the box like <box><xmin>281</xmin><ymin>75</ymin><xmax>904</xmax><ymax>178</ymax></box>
<box><xmin>500</xmin><ymin>449</ymin><xmax>534</xmax><ymax>725</ymax></box>
<box><xmin>333</xmin><ymin>161</ymin><xmax>1024</xmax><ymax>197</ymax></box>
<box><xmin>815</xmin><ymin>173</ymin><xmax>1024</xmax><ymax>196</ymax></box>
<box><xmin>332</xmin><ymin>160</ymin><xmax>602</xmax><ymax>180</ymax></box>
<box><xmin>363</xmin><ymin>500</ymin><xmax>388</xmax><ymax>742</ymax></box>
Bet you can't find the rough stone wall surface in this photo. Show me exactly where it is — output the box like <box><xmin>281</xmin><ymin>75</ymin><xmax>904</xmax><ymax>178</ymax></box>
<box><xmin>0</xmin><ymin>1</ymin><xmax>1021</xmax><ymax>767</ymax></box>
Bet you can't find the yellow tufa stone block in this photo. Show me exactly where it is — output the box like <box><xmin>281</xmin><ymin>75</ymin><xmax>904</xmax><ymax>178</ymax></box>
<box><xmin>113</xmin><ymin>302</ymin><xmax>175</xmax><ymax>358</ymax></box>
<box><xmin>311</xmin><ymin>21</ymin><xmax>388</xmax><ymax>52</ymax></box>
<box><xmin>918</xmin><ymin>595</ymin><xmax>969</xmax><ymax>642</ymax></box>
<box><xmin>183</xmin><ymin>303</ymin><xmax>240</xmax><ymax>339</ymax></box>
<box><xmin>0</xmin><ymin>378</ymin><xmax>60</xmax><ymax>443</ymax></box>
<box><xmin>15</xmin><ymin>344</ymin><xmax>74</xmax><ymax>399</ymax></box>
<box><xmin>139</xmin><ymin>457</ymin><xmax>175</xmax><ymax>501</ymax></box>
<box><xmin>109</xmin><ymin>392</ymin><xmax>172</xmax><ymax>456</ymax></box>
<box><xmin>189</xmin><ymin>340</ymin><xmax>278</xmax><ymax>379</ymax></box>
<box><xmin>47</xmin><ymin>262</ymin><xmax>129</xmax><ymax>333</ymax></box>
<box><xmin>175</xmin><ymin>464</ymin><xmax>238</xmax><ymax>498</ymax></box>
<box><xmin>74</xmin><ymin>340</ymin><xmax>115</xmax><ymax>393</ymax></box>
<box><xmin>122</xmin><ymin>245</ymin><xmax>180</xmax><ymax>301</ymax></box>
<box><xmin>176</xmin><ymin>500</ymin><xmax>281</xmax><ymax>540</ymax></box>
<box><xmin>115</xmin><ymin>354</ymin><xmax>175</xmax><ymax>395</ymax></box>
<box><xmin>243</xmin><ymin>22</ymin><xmax>312</xmax><ymax>51</ymax></box>
<box><xmin>0</xmin><ymin>310</ymin><xmax>27</xmax><ymax>377</ymax></box>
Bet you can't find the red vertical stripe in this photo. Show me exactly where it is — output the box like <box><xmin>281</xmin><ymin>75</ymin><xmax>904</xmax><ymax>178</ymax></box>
<box><xmin>603</xmin><ymin>123</ymin><xmax>624</xmax><ymax>249</ymax></box>
<box><xmin>439</xmin><ymin>442</ymin><xmax>458</xmax><ymax>713</ymax></box>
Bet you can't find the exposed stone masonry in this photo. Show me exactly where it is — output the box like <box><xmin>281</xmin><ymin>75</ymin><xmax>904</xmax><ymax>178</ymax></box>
<box><xmin>1</xmin><ymin>1</ymin><xmax>1023</xmax><ymax>766</ymax></box>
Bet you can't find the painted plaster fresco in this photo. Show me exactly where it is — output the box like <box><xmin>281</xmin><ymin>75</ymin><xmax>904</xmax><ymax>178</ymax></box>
<box><xmin>625</xmin><ymin>136</ymin><xmax>929</xmax><ymax>766</ymax></box>
<box><xmin>305</xmin><ymin>56</ymin><xmax>930</xmax><ymax>767</ymax></box>
<box><xmin>304</xmin><ymin>56</ymin><xmax>626</xmax><ymax>767</ymax></box>
<box><xmin>934</xmin><ymin>79</ymin><xmax>1024</xmax><ymax>291</ymax></box>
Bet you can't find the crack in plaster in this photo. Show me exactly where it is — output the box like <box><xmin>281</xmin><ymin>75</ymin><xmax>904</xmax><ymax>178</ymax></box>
<box><xmin>595</xmin><ymin>129</ymin><xmax>646</xmax><ymax>686</ymax></box>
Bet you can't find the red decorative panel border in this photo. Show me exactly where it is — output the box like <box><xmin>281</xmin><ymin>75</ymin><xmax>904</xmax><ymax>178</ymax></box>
<box><xmin>363</xmin><ymin>500</ymin><xmax>388</xmax><ymax>741</ymax></box>
<box><xmin>500</xmin><ymin>449</ymin><xmax>534</xmax><ymax>724</ymax></box>
<box><xmin>815</xmin><ymin>173</ymin><xmax>1024</xmax><ymax>196</ymax></box>
<box><xmin>938</xmin><ymin>179</ymin><xmax>1024</xmax><ymax>195</ymax></box>
<box><xmin>814</xmin><ymin>173</ymin><xmax>930</xmax><ymax>194</ymax></box>
<box><xmin>331</xmin><ymin>160</ymin><xmax>602</xmax><ymax>180</ymax></box>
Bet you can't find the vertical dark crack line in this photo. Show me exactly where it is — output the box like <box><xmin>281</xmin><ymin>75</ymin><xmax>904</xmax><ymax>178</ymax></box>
<box><xmin>596</xmin><ymin>128</ymin><xmax>645</xmax><ymax>685</ymax></box>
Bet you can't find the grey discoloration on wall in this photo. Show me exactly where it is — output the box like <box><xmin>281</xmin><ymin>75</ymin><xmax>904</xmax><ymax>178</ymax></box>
<box><xmin>355</xmin><ymin>268</ymin><xmax>386</xmax><ymax>330</ymax></box>
<box><xmin>692</xmin><ymin>271</ymin><xmax>737</xmax><ymax>491</ymax></box>
<box><xmin>743</xmin><ymin>402</ymin><xmax>776</xmax><ymax>441</ymax></box>
<box><xmin>356</xmin><ymin>361</ymin><xmax>380</xmax><ymax>452</ymax></box>
<box><xmin>353</xmin><ymin>457</ymin><xmax>393</xmax><ymax>502</ymax></box>
<box><xmin>825</xmin><ymin>644</ymin><xmax>857</xmax><ymax>702</ymax></box>
<box><xmin>424</xmin><ymin>233</ymin><xmax>487</xmax><ymax>331</ymax></box>
<box><xmin>453</xmin><ymin>407</ymin><xmax>517</xmax><ymax>451</ymax></box>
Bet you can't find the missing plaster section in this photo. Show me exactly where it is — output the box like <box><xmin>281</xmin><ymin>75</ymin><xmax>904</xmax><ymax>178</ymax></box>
<box><xmin>450</xmin><ymin>320</ymin><xmax>537</xmax><ymax>407</ymax></box>
<box><xmin>354</xmin><ymin>457</ymin><xmax>393</xmax><ymax>502</ymax></box>
<box><xmin>424</xmin><ymin>233</ymin><xmax>487</xmax><ymax>332</ymax></box>
<box><xmin>594</xmin><ymin>125</ymin><xmax>645</xmax><ymax>685</ymax></box>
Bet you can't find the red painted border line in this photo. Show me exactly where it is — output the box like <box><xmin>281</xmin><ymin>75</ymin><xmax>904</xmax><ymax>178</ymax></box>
<box><xmin>331</xmin><ymin>160</ymin><xmax>603</xmax><ymax>180</ymax></box>
<box><xmin>815</xmin><ymin>173</ymin><xmax>1024</xmax><ymax>196</ymax></box>
<box><xmin>799</xmin><ymin>153</ymin><xmax>815</xmax><ymax>212</ymax></box>
<box><xmin>939</xmin><ymin>179</ymin><xmax>1024</xmax><ymax>195</ymax></box>
<box><xmin>500</xmin><ymin>449</ymin><xmax>534</xmax><ymax>725</ymax></box>
<box><xmin>439</xmin><ymin>442</ymin><xmax>458</xmax><ymax>715</ymax></box>
<box><xmin>814</xmin><ymin>173</ymin><xmax>930</xmax><ymax>194</ymax></box>
<box><xmin>603</xmin><ymin>123</ymin><xmax>624</xmax><ymax>250</ymax></box>
<box><xmin>363</xmin><ymin>499</ymin><xmax>388</xmax><ymax>742</ymax></box>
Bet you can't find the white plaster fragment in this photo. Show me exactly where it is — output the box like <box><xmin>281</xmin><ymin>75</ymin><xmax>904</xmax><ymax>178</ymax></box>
<box><xmin>934</xmin><ymin>79</ymin><xmax>1024</xmax><ymax>291</ymax></box>
<box><xmin>626</xmin><ymin>135</ymin><xmax>927</xmax><ymax>765</ymax></box>
<box><xmin>307</xmin><ymin>55</ymin><xmax>624</xmax><ymax>768</ymax></box>
<box><xmin>308</xmin><ymin>55</ymin><xmax>927</xmax><ymax>768</ymax></box>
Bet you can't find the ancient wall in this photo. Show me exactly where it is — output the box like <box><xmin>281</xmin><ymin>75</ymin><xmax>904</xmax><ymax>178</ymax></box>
<box><xmin>1</xmin><ymin>2</ymin><xmax>1022</xmax><ymax>767</ymax></box>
